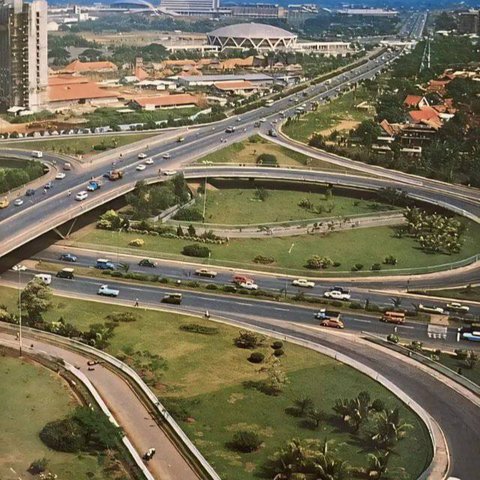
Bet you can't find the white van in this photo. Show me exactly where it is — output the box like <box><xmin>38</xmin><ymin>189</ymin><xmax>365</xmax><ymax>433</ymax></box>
<box><xmin>34</xmin><ymin>273</ymin><xmax>52</xmax><ymax>285</ymax></box>
<box><xmin>31</xmin><ymin>151</ymin><xmax>43</xmax><ymax>158</ymax></box>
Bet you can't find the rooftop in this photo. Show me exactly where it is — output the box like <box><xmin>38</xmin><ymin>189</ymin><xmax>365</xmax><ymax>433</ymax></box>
<box><xmin>208</xmin><ymin>23</ymin><xmax>296</xmax><ymax>39</ymax></box>
<box><xmin>48</xmin><ymin>82</ymin><xmax>118</xmax><ymax>102</ymax></box>
<box><xmin>131</xmin><ymin>94</ymin><xmax>199</xmax><ymax>108</ymax></box>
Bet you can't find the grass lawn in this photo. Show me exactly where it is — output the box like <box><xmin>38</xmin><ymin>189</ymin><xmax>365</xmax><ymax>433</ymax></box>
<box><xmin>421</xmin><ymin>286</ymin><xmax>480</xmax><ymax>303</ymax></box>
<box><xmin>1</xmin><ymin>133</ymin><xmax>156</xmax><ymax>158</ymax></box>
<box><xmin>200</xmin><ymin>182</ymin><xmax>395</xmax><ymax>225</ymax></box>
<box><xmin>73</xmin><ymin>219</ymin><xmax>480</xmax><ymax>275</ymax></box>
<box><xmin>0</xmin><ymin>354</ymin><xmax>114</xmax><ymax>480</ymax></box>
<box><xmin>196</xmin><ymin>136</ymin><xmax>359</xmax><ymax>173</ymax></box>
<box><xmin>282</xmin><ymin>88</ymin><xmax>374</xmax><ymax>144</ymax></box>
<box><xmin>0</xmin><ymin>288</ymin><xmax>432</xmax><ymax>480</ymax></box>
<box><xmin>434</xmin><ymin>352</ymin><xmax>480</xmax><ymax>387</ymax></box>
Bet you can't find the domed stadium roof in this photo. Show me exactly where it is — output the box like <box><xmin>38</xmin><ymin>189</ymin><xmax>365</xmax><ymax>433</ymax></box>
<box><xmin>207</xmin><ymin>23</ymin><xmax>298</xmax><ymax>51</ymax></box>
<box><xmin>208</xmin><ymin>23</ymin><xmax>296</xmax><ymax>39</ymax></box>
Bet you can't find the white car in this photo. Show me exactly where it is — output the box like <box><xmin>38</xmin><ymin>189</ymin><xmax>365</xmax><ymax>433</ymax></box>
<box><xmin>138</xmin><ymin>153</ymin><xmax>147</xmax><ymax>159</ymax></box>
<box><xmin>240</xmin><ymin>281</ymin><xmax>258</xmax><ymax>290</ymax></box>
<box><xmin>136</xmin><ymin>164</ymin><xmax>146</xmax><ymax>171</ymax></box>
<box><xmin>55</xmin><ymin>172</ymin><xmax>66</xmax><ymax>180</ymax></box>
<box><xmin>75</xmin><ymin>191</ymin><xmax>88</xmax><ymax>201</ymax></box>
<box><xmin>12</xmin><ymin>264</ymin><xmax>27</xmax><ymax>271</ymax></box>
<box><xmin>162</xmin><ymin>153</ymin><xmax>171</xmax><ymax>159</ymax></box>
<box><xmin>324</xmin><ymin>290</ymin><xmax>351</xmax><ymax>301</ymax></box>
<box><xmin>13</xmin><ymin>198</ymin><xmax>24</xmax><ymax>206</ymax></box>
<box><xmin>97</xmin><ymin>284</ymin><xmax>120</xmax><ymax>297</ymax></box>
<box><xmin>292</xmin><ymin>278</ymin><xmax>315</xmax><ymax>288</ymax></box>
<box><xmin>145</xmin><ymin>158</ymin><xmax>154</xmax><ymax>165</ymax></box>
<box><xmin>418</xmin><ymin>304</ymin><xmax>445</xmax><ymax>314</ymax></box>
<box><xmin>446</xmin><ymin>302</ymin><xmax>470</xmax><ymax>313</ymax></box>
<box><xmin>163</xmin><ymin>170</ymin><xmax>177</xmax><ymax>176</ymax></box>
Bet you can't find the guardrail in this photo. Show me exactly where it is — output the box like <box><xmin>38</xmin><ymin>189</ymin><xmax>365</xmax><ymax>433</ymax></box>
<box><xmin>364</xmin><ymin>333</ymin><xmax>480</xmax><ymax>396</ymax></box>
<box><xmin>0</xmin><ymin>323</ymin><xmax>220</xmax><ymax>480</ymax></box>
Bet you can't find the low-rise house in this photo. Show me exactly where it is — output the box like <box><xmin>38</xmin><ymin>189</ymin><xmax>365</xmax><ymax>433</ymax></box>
<box><xmin>403</xmin><ymin>95</ymin><xmax>429</xmax><ymax>109</ymax></box>
<box><xmin>62</xmin><ymin>60</ymin><xmax>118</xmax><ymax>74</ymax></box>
<box><xmin>213</xmin><ymin>80</ymin><xmax>260</xmax><ymax>96</ymax></box>
<box><xmin>129</xmin><ymin>94</ymin><xmax>200</xmax><ymax>110</ymax></box>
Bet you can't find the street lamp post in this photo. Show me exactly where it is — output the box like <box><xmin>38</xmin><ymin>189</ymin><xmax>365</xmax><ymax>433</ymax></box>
<box><xmin>18</xmin><ymin>269</ymin><xmax>23</xmax><ymax>357</ymax></box>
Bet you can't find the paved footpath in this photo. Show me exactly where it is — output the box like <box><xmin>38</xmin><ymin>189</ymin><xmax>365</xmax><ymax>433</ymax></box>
<box><xmin>0</xmin><ymin>331</ymin><xmax>201</xmax><ymax>480</ymax></box>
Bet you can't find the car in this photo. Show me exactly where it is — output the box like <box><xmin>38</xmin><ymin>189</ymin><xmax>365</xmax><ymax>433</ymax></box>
<box><xmin>44</xmin><ymin>182</ymin><xmax>52</xmax><ymax>189</ymax></box>
<box><xmin>292</xmin><ymin>278</ymin><xmax>315</xmax><ymax>288</ymax></box>
<box><xmin>60</xmin><ymin>253</ymin><xmax>77</xmax><ymax>262</ymax></box>
<box><xmin>254</xmin><ymin>121</ymin><xmax>261</xmax><ymax>128</ymax></box>
<box><xmin>25</xmin><ymin>189</ymin><xmax>35</xmax><ymax>196</ymax></box>
<box><xmin>323</xmin><ymin>290</ymin><xmax>351</xmax><ymax>301</ymax></box>
<box><xmin>55</xmin><ymin>172</ymin><xmax>66</xmax><ymax>180</ymax></box>
<box><xmin>446</xmin><ymin>302</ymin><xmax>470</xmax><ymax>313</ymax></box>
<box><xmin>195</xmin><ymin>268</ymin><xmax>217</xmax><ymax>278</ymax></box>
<box><xmin>12</xmin><ymin>264</ymin><xmax>27</xmax><ymax>271</ymax></box>
<box><xmin>34</xmin><ymin>273</ymin><xmax>52</xmax><ymax>285</ymax></box>
<box><xmin>239</xmin><ymin>281</ymin><xmax>258</xmax><ymax>290</ymax></box>
<box><xmin>329</xmin><ymin>286</ymin><xmax>350</xmax><ymax>294</ymax></box>
<box><xmin>56</xmin><ymin>268</ymin><xmax>74</xmax><ymax>279</ymax></box>
<box><xmin>162</xmin><ymin>152</ymin><xmax>171</xmax><ymax>159</ymax></box>
<box><xmin>31</xmin><ymin>150</ymin><xmax>43</xmax><ymax>158</ymax></box>
<box><xmin>75</xmin><ymin>191</ymin><xmax>88</xmax><ymax>201</ymax></box>
<box><xmin>225</xmin><ymin>126</ymin><xmax>235</xmax><ymax>133</ymax></box>
<box><xmin>418</xmin><ymin>304</ymin><xmax>445</xmax><ymax>314</ymax></box>
<box><xmin>320</xmin><ymin>318</ymin><xmax>345</xmax><ymax>329</ymax></box>
<box><xmin>233</xmin><ymin>275</ymin><xmax>252</xmax><ymax>285</ymax></box>
<box><xmin>13</xmin><ymin>198</ymin><xmax>24</xmax><ymax>206</ymax></box>
<box><xmin>139</xmin><ymin>259</ymin><xmax>156</xmax><ymax>268</ymax></box>
<box><xmin>177</xmin><ymin>137</ymin><xmax>185</xmax><ymax>143</ymax></box>
<box><xmin>97</xmin><ymin>284</ymin><xmax>120</xmax><ymax>297</ymax></box>
<box><xmin>163</xmin><ymin>170</ymin><xmax>177</xmax><ymax>176</ymax></box>
<box><xmin>138</xmin><ymin>153</ymin><xmax>147</xmax><ymax>159</ymax></box>
<box><xmin>63</xmin><ymin>162</ymin><xmax>72</xmax><ymax>171</ymax></box>
<box><xmin>260</xmin><ymin>117</ymin><xmax>267</xmax><ymax>122</ymax></box>
<box><xmin>136</xmin><ymin>164</ymin><xmax>146</xmax><ymax>171</ymax></box>
<box><xmin>95</xmin><ymin>258</ymin><xmax>115</xmax><ymax>270</ymax></box>
<box><xmin>87</xmin><ymin>181</ymin><xmax>101</xmax><ymax>191</ymax></box>
<box><xmin>145</xmin><ymin>158</ymin><xmax>154</xmax><ymax>165</ymax></box>
<box><xmin>162</xmin><ymin>293</ymin><xmax>182</xmax><ymax>304</ymax></box>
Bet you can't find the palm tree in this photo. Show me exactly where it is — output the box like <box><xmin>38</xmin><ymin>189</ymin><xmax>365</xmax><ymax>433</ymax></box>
<box><xmin>270</xmin><ymin>439</ymin><xmax>308</xmax><ymax>479</ymax></box>
<box><xmin>333</xmin><ymin>391</ymin><xmax>370</xmax><ymax>432</ymax></box>
<box><xmin>311</xmin><ymin>440</ymin><xmax>350</xmax><ymax>480</ymax></box>
<box><xmin>308</xmin><ymin>408</ymin><xmax>325</xmax><ymax>429</ymax></box>
<box><xmin>294</xmin><ymin>397</ymin><xmax>314</xmax><ymax>416</ymax></box>
<box><xmin>370</xmin><ymin>408</ymin><xmax>412</xmax><ymax>451</ymax></box>
<box><xmin>367</xmin><ymin>451</ymin><xmax>390</xmax><ymax>479</ymax></box>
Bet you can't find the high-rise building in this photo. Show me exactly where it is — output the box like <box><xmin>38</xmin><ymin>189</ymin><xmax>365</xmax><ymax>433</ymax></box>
<box><xmin>160</xmin><ymin>0</ymin><xmax>220</xmax><ymax>16</ymax></box>
<box><xmin>458</xmin><ymin>10</ymin><xmax>479</xmax><ymax>35</ymax></box>
<box><xmin>0</xmin><ymin>0</ymin><xmax>48</xmax><ymax>111</ymax></box>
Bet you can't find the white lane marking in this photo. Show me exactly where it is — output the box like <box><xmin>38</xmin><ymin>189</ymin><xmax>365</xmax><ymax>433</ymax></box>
<box><xmin>350</xmin><ymin>318</ymin><xmax>372</xmax><ymax>324</ymax></box>
<box><xmin>399</xmin><ymin>325</ymin><xmax>415</xmax><ymax>330</ymax></box>
<box><xmin>272</xmin><ymin>307</ymin><xmax>291</xmax><ymax>312</ymax></box>
<box><xmin>237</xmin><ymin>302</ymin><xmax>254</xmax><ymax>307</ymax></box>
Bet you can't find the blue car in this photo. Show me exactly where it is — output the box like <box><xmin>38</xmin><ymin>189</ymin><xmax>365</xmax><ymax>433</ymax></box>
<box><xmin>95</xmin><ymin>258</ymin><xmax>115</xmax><ymax>270</ymax></box>
<box><xmin>59</xmin><ymin>253</ymin><xmax>77</xmax><ymax>262</ymax></box>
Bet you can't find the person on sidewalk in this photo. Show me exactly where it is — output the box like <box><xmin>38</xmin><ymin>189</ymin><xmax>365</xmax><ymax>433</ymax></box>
<box><xmin>134</xmin><ymin>298</ymin><xmax>139</xmax><ymax>307</ymax></box>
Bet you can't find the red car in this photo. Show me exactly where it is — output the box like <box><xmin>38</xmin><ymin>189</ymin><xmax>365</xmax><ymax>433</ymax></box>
<box><xmin>320</xmin><ymin>318</ymin><xmax>345</xmax><ymax>329</ymax></box>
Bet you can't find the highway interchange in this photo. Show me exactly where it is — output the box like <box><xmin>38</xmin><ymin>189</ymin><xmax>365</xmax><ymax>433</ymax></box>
<box><xmin>1</xmin><ymin>12</ymin><xmax>480</xmax><ymax>479</ymax></box>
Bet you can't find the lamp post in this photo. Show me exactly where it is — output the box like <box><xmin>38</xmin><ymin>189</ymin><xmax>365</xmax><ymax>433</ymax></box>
<box><xmin>18</xmin><ymin>269</ymin><xmax>23</xmax><ymax>357</ymax></box>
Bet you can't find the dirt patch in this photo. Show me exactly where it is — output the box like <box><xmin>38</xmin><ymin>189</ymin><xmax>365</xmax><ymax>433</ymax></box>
<box><xmin>319</xmin><ymin>119</ymin><xmax>360</xmax><ymax>137</ymax></box>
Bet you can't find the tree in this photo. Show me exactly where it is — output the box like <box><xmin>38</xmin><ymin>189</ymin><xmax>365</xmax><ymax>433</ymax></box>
<box><xmin>294</xmin><ymin>397</ymin><xmax>314</xmax><ymax>416</ymax></box>
<box><xmin>176</xmin><ymin>225</ymin><xmax>184</xmax><ymax>236</ymax></box>
<box><xmin>21</xmin><ymin>279</ymin><xmax>52</xmax><ymax>325</ymax></box>
<box><xmin>332</xmin><ymin>391</ymin><xmax>371</xmax><ymax>432</ymax></box>
<box><xmin>353</xmin><ymin>120</ymin><xmax>382</xmax><ymax>147</ymax></box>
<box><xmin>308</xmin><ymin>408</ymin><xmax>325</xmax><ymax>428</ymax></box>
<box><xmin>97</xmin><ymin>209</ymin><xmax>122</xmax><ymax>230</ymax></box>
<box><xmin>368</xmin><ymin>408</ymin><xmax>412</xmax><ymax>451</ymax></box>
<box><xmin>306</xmin><ymin>255</ymin><xmax>334</xmax><ymax>270</ymax></box>
<box><xmin>187</xmin><ymin>224</ymin><xmax>196</xmax><ymax>236</ymax></box>
<box><xmin>256</xmin><ymin>153</ymin><xmax>278</xmax><ymax>166</ymax></box>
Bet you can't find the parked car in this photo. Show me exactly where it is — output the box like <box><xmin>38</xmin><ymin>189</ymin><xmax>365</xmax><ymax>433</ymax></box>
<box><xmin>195</xmin><ymin>268</ymin><xmax>217</xmax><ymax>278</ymax></box>
<box><xmin>98</xmin><ymin>284</ymin><xmax>120</xmax><ymax>297</ymax></box>
<box><xmin>59</xmin><ymin>253</ymin><xmax>77</xmax><ymax>262</ymax></box>
<box><xmin>139</xmin><ymin>259</ymin><xmax>156</xmax><ymax>268</ymax></box>
<box><xmin>323</xmin><ymin>290</ymin><xmax>351</xmax><ymax>301</ymax></box>
<box><xmin>292</xmin><ymin>278</ymin><xmax>315</xmax><ymax>288</ymax></box>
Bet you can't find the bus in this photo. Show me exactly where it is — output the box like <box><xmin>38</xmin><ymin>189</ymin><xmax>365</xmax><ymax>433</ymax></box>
<box><xmin>380</xmin><ymin>311</ymin><xmax>405</xmax><ymax>325</ymax></box>
<box><xmin>461</xmin><ymin>324</ymin><xmax>480</xmax><ymax>342</ymax></box>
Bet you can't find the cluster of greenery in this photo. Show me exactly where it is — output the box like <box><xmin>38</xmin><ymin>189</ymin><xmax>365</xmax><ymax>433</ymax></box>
<box><xmin>48</xmin><ymin>33</ymin><xmax>99</xmax><ymax>66</ymax></box>
<box><xmin>304</xmin><ymin>12</ymin><xmax>399</xmax><ymax>38</ymax></box>
<box><xmin>111</xmin><ymin>43</ymin><xmax>168</xmax><ymax>66</ymax></box>
<box><xmin>0</xmin><ymin>160</ymin><xmax>44</xmax><ymax>194</ymax></box>
<box><xmin>265</xmin><ymin>390</ymin><xmax>412</xmax><ymax>479</ymax></box>
<box><xmin>40</xmin><ymin>407</ymin><xmax>122</xmax><ymax>453</ymax></box>
<box><xmin>125</xmin><ymin>175</ymin><xmax>190</xmax><ymax>220</ymax></box>
<box><xmin>4</xmin><ymin>109</ymin><xmax>54</xmax><ymax>124</ymax></box>
<box><xmin>400</xmin><ymin>207</ymin><xmax>465</xmax><ymax>254</ymax></box>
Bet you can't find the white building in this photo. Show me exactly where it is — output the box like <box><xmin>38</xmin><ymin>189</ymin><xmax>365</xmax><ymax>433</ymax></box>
<box><xmin>160</xmin><ymin>0</ymin><xmax>219</xmax><ymax>15</ymax></box>
<box><xmin>0</xmin><ymin>0</ymin><xmax>48</xmax><ymax>111</ymax></box>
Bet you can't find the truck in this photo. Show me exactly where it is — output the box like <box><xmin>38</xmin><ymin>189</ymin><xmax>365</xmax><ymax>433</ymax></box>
<box><xmin>97</xmin><ymin>284</ymin><xmax>120</xmax><ymax>297</ymax></box>
<box><xmin>107</xmin><ymin>170</ymin><xmax>124</xmax><ymax>181</ymax></box>
<box><xmin>87</xmin><ymin>180</ymin><xmax>101</xmax><ymax>191</ymax></box>
<box><xmin>195</xmin><ymin>268</ymin><xmax>218</xmax><ymax>278</ymax></box>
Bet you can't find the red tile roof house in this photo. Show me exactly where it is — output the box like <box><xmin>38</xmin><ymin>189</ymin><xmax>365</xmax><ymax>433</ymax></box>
<box><xmin>403</xmin><ymin>95</ymin><xmax>429</xmax><ymax>109</ymax></box>
<box><xmin>407</xmin><ymin>106</ymin><xmax>443</xmax><ymax>129</ymax></box>
<box><xmin>129</xmin><ymin>94</ymin><xmax>200</xmax><ymax>110</ymax></box>
<box><xmin>62</xmin><ymin>60</ymin><xmax>118</xmax><ymax>74</ymax></box>
<box><xmin>213</xmin><ymin>80</ymin><xmax>260</xmax><ymax>96</ymax></box>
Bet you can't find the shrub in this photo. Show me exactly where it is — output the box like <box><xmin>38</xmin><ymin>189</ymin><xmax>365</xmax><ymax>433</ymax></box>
<box><xmin>351</xmin><ymin>263</ymin><xmax>364</xmax><ymax>271</ymax></box>
<box><xmin>384</xmin><ymin>255</ymin><xmax>398</xmax><ymax>265</ymax></box>
<box><xmin>182</xmin><ymin>244</ymin><xmax>211</xmax><ymax>258</ymax></box>
<box><xmin>248</xmin><ymin>352</ymin><xmax>265</xmax><ymax>363</ymax></box>
<box><xmin>271</xmin><ymin>341</ymin><xmax>283</xmax><ymax>350</ymax></box>
<box><xmin>349</xmin><ymin>301</ymin><xmax>363</xmax><ymax>309</ymax></box>
<box><xmin>253</xmin><ymin>255</ymin><xmax>275</xmax><ymax>264</ymax></box>
<box><xmin>230</xmin><ymin>431</ymin><xmax>262</xmax><ymax>453</ymax></box>
<box><xmin>371</xmin><ymin>399</ymin><xmax>385</xmax><ymax>412</ymax></box>
<box><xmin>234</xmin><ymin>330</ymin><xmax>262</xmax><ymax>349</ymax></box>
<box><xmin>273</xmin><ymin>348</ymin><xmax>285</xmax><ymax>357</ymax></box>
<box><xmin>129</xmin><ymin>238</ymin><xmax>144</xmax><ymax>247</ymax></box>
<box><xmin>256</xmin><ymin>153</ymin><xmax>278</xmax><ymax>166</ymax></box>
<box><xmin>106</xmin><ymin>312</ymin><xmax>137</xmax><ymax>323</ymax></box>
<box><xmin>387</xmin><ymin>334</ymin><xmax>399</xmax><ymax>344</ymax></box>
<box><xmin>454</xmin><ymin>349</ymin><xmax>468</xmax><ymax>360</ymax></box>
<box><xmin>223</xmin><ymin>285</ymin><xmax>237</xmax><ymax>293</ymax></box>
<box><xmin>39</xmin><ymin>418</ymin><xmax>86</xmax><ymax>452</ymax></box>
<box><xmin>174</xmin><ymin>207</ymin><xmax>203</xmax><ymax>221</ymax></box>
<box><xmin>28</xmin><ymin>458</ymin><xmax>48</xmax><ymax>475</ymax></box>
<box><xmin>371</xmin><ymin>263</ymin><xmax>381</xmax><ymax>271</ymax></box>
<box><xmin>205</xmin><ymin>284</ymin><xmax>218</xmax><ymax>290</ymax></box>
<box><xmin>306</xmin><ymin>255</ymin><xmax>334</xmax><ymax>270</ymax></box>
<box><xmin>179</xmin><ymin>324</ymin><xmax>219</xmax><ymax>335</ymax></box>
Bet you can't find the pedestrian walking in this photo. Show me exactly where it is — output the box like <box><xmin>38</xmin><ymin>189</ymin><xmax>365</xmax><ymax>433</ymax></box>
<box><xmin>134</xmin><ymin>298</ymin><xmax>139</xmax><ymax>307</ymax></box>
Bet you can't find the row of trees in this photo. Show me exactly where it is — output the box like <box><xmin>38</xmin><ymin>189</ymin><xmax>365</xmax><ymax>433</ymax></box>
<box><xmin>0</xmin><ymin>161</ymin><xmax>44</xmax><ymax>194</ymax></box>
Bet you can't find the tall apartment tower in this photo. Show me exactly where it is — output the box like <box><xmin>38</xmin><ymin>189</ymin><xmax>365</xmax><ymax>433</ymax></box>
<box><xmin>160</xmin><ymin>0</ymin><xmax>220</xmax><ymax>15</ymax></box>
<box><xmin>0</xmin><ymin>0</ymin><xmax>48</xmax><ymax>111</ymax></box>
